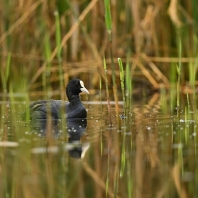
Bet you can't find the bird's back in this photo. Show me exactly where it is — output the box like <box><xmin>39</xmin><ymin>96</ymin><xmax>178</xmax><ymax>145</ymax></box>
<box><xmin>26</xmin><ymin>99</ymin><xmax>87</xmax><ymax>120</ymax></box>
<box><xmin>28</xmin><ymin>100</ymin><xmax>64</xmax><ymax>119</ymax></box>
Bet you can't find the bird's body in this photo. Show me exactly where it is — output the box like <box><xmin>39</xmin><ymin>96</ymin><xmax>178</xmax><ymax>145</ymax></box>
<box><xmin>29</xmin><ymin>99</ymin><xmax>87</xmax><ymax>119</ymax></box>
<box><xmin>25</xmin><ymin>79</ymin><xmax>89</xmax><ymax>120</ymax></box>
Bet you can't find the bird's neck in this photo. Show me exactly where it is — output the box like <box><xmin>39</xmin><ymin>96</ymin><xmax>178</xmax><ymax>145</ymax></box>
<box><xmin>66</xmin><ymin>89</ymin><xmax>80</xmax><ymax>103</ymax></box>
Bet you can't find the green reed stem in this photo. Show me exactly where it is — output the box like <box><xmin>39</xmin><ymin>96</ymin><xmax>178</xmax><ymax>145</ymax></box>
<box><xmin>126</xmin><ymin>60</ymin><xmax>132</xmax><ymax>94</ymax></box>
<box><xmin>169</xmin><ymin>62</ymin><xmax>177</xmax><ymax>112</ymax></box>
<box><xmin>118</xmin><ymin>58</ymin><xmax>126</xmax><ymax>177</ymax></box>
<box><xmin>102</xmin><ymin>59</ymin><xmax>112</xmax><ymax>193</ymax></box>
<box><xmin>189</xmin><ymin>61</ymin><xmax>196</xmax><ymax>86</ymax></box>
<box><xmin>99</xmin><ymin>77</ymin><xmax>103</xmax><ymax>156</ymax></box>
<box><xmin>184</xmin><ymin>106</ymin><xmax>188</xmax><ymax>145</ymax></box>
<box><xmin>0</xmin><ymin>53</ymin><xmax>11</xmax><ymax>133</ymax></box>
<box><xmin>189</xmin><ymin>56</ymin><xmax>198</xmax><ymax>117</ymax></box>
<box><xmin>127</xmin><ymin>157</ymin><xmax>132</xmax><ymax>198</ymax></box>
<box><xmin>104</xmin><ymin>0</ymin><xmax>119</xmax><ymax>112</ymax></box>
<box><xmin>104</xmin><ymin>0</ymin><xmax>112</xmax><ymax>35</ymax></box>
<box><xmin>103</xmin><ymin>58</ymin><xmax>111</xmax><ymax>112</ymax></box>
<box><xmin>9</xmin><ymin>83</ymin><xmax>19</xmax><ymax>138</ymax></box>
<box><xmin>55</xmin><ymin>11</ymin><xmax>62</xmax><ymax>61</ymax></box>
<box><xmin>44</xmin><ymin>33</ymin><xmax>52</xmax><ymax>76</ymax></box>
<box><xmin>160</xmin><ymin>84</ymin><xmax>167</xmax><ymax>113</ymax></box>
<box><xmin>1</xmin><ymin>53</ymin><xmax>11</xmax><ymax>93</ymax></box>
<box><xmin>105</xmin><ymin>158</ymin><xmax>110</xmax><ymax>197</ymax></box>
<box><xmin>176</xmin><ymin>36</ymin><xmax>182</xmax><ymax>115</ymax></box>
<box><xmin>118</xmin><ymin>58</ymin><xmax>125</xmax><ymax>106</ymax></box>
<box><xmin>54</xmin><ymin>11</ymin><xmax>64</xmax><ymax>99</ymax></box>
<box><xmin>185</xmin><ymin>95</ymin><xmax>190</xmax><ymax>146</ymax></box>
<box><xmin>125</xmin><ymin>52</ymin><xmax>133</xmax><ymax>150</ymax></box>
<box><xmin>43</xmin><ymin>33</ymin><xmax>52</xmax><ymax>97</ymax></box>
<box><xmin>5</xmin><ymin>53</ymin><xmax>11</xmax><ymax>84</ymax></box>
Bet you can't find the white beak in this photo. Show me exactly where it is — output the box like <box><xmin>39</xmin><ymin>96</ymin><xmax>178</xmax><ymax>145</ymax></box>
<box><xmin>80</xmin><ymin>87</ymin><xmax>89</xmax><ymax>94</ymax></box>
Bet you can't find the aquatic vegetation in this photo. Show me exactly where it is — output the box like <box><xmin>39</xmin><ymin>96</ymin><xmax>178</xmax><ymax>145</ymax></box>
<box><xmin>0</xmin><ymin>0</ymin><xmax>198</xmax><ymax>197</ymax></box>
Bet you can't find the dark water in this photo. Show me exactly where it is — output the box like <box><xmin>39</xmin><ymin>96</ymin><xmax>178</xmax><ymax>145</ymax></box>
<box><xmin>0</xmin><ymin>93</ymin><xmax>198</xmax><ymax>198</ymax></box>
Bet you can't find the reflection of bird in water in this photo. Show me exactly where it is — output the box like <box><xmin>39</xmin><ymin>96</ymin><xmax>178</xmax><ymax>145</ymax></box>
<box><xmin>67</xmin><ymin>118</ymin><xmax>89</xmax><ymax>158</ymax></box>
<box><xmin>23</xmin><ymin>79</ymin><xmax>89</xmax><ymax>120</ymax></box>
<box><xmin>29</xmin><ymin>118</ymin><xmax>89</xmax><ymax>159</ymax></box>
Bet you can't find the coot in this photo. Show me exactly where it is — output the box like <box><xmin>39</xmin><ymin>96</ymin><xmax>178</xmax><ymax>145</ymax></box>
<box><xmin>26</xmin><ymin>79</ymin><xmax>89</xmax><ymax>119</ymax></box>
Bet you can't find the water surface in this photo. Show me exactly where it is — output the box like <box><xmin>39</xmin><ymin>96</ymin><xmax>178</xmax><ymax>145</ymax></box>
<box><xmin>0</xmin><ymin>92</ymin><xmax>197</xmax><ymax>198</ymax></box>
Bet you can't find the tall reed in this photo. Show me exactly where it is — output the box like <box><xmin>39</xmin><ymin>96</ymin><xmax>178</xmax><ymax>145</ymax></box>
<box><xmin>176</xmin><ymin>35</ymin><xmax>182</xmax><ymax>116</ymax></box>
<box><xmin>1</xmin><ymin>54</ymin><xmax>11</xmax><ymax>139</ymax></box>
<box><xmin>118</xmin><ymin>58</ymin><xmax>126</xmax><ymax>177</ymax></box>
<box><xmin>104</xmin><ymin>0</ymin><xmax>119</xmax><ymax>112</ymax></box>
<box><xmin>43</xmin><ymin>32</ymin><xmax>52</xmax><ymax>96</ymax></box>
<box><xmin>103</xmin><ymin>58</ymin><xmax>111</xmax><ymax>112</ymax></box>
<box><xmin>54</xmin><ymin>11</ymin><xmax>64</xmax><ymax>99</ymax></box>
<box><xmin>99</xmin><ymin>77</ymin><xmax>103</xmax><ymax>156</ymax></box>
<box><xmin>1</xmin><ymin>53</ymin><xmax>11</xmax><ymax>94</ymax></box>
<box><xmin>103</xmin><ymin>57</ymin><xmax>111</xmax><ymax>196</ymax></box>
<box><xmin>118</xmin><ymin>58</ymin><xmax>125</xmax><ymax>107</ymax></box>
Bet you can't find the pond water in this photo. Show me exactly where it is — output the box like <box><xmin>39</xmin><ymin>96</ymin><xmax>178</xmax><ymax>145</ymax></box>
<box><xmin>0</xmin><ymin>92</ymin><xmax>198</xmax><ymax>198</ymax></box>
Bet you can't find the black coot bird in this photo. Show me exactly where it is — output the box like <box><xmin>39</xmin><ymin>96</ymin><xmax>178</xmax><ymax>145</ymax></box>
<box><xmin>27</xmin><ymin>79</ymin><xmax>89</xmax><ymax>120</ymax></box>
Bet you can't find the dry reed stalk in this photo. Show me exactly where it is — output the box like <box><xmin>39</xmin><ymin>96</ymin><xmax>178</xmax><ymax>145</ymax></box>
<box><xmin>155</xmin><ymin>183</ymin><xmax>169</xmax><ymax>198</ymax></box>
<box><xmin>141</xmin><ymin>54</ymin><xmax>169</xmax><ymax>85</ymax></box>
<box><xmin>91</xmin><ymin>4</ymin><xmax>99</xmax><ymax>48</ymax></box>
<box><xmin>1</xmin><ymin>52</ymin><xmax>196</xmax><ymax>64</ymax></box>
<box><xmin>30</xmin><ymin>0</ymin><xmax>99</xmax><ymax>85</ymax></box>
<box><xmin>80</xmin><ymin>27</ymin><xmax>102</xmax><ymax>86</ymax></box>
<box><xmin>70</xmin><ymin>1</ymin><xmax>79</xmax><ymax>61</ymax></box>
<box><xmin>146</xmin><ymin>57</ymin><xmax>198</xmax><ymax>63</ymax></box>
<box><xmin>82</xmin><ymin>161</ymin><xmax>121</xmax><ymax>198</ymax></box>
<box><xmin>168</xmin><ymin>0</ymin><xmax>183</xmax><ymax>27</ymax></box>
<box><xmin>136</xmin><ymin>61</ymin><xmax>159</xmax><ymax>88</ymax></box>
<box><xmin>140</xmin><ymin>5</ymin><xmax>156</xmax><ymax>55</ymax></box>
<box><xmin>147</xmin><ymin>93</ymin><xmax>160</xmax><ymax>108</ymax></box>
<box><xmin>172</xmin><ymin>163</ymin><xmax>188</xmax><ymax>198</ymax></box>
<box><xmin>131</xmin><ymin>0</ymin><xmax>141</xmax><ymax>53</ymax></box>
<box><xmin>111</xmin><ymin>0</ymin><xmax>117</xmax><ymax>51</ymax></box>
<box><xmin>0</xmin><ymin>52</ymin><xmax>46</xmax><ymax>62</ymax></box>
<box><xmin>0</xmin><ymin>0</ymin><xmax>44</xmax><ymax>45</ymax></box>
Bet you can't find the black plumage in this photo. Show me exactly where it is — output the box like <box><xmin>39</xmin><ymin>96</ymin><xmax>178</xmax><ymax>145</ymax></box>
<box><xmin>26</xmin><ymin>79</ymin><xmax>89</xmax><ymax>120</ymax></box>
